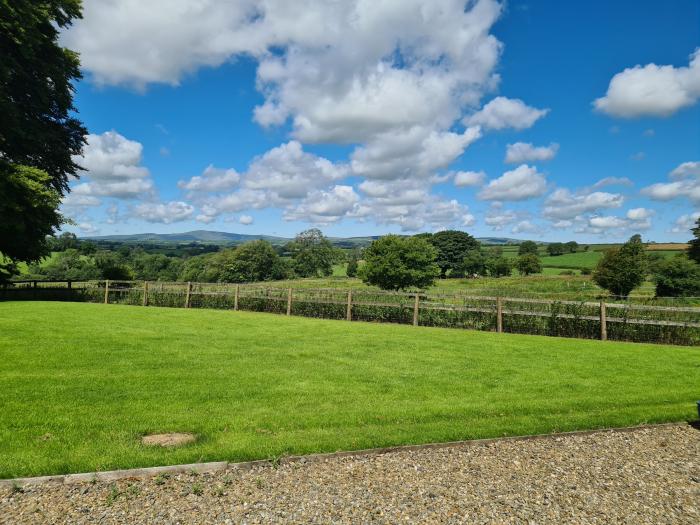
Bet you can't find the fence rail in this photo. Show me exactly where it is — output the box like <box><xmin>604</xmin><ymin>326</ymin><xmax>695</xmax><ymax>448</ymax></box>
<box><xmin>3</xmin><ymin>280</ymin><xmax>699</xmax><ymax>346</ymax></box>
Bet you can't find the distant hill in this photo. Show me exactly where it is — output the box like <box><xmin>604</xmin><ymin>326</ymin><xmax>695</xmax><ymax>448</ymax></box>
<box><xmin>85</xmin><ymin>230</ymin><xmax>526</xmax><ymax>247</ymax></box>
<box><xmin>85</xmin><ymin>230</ymin><xmax>289</xmax><ymax>244</ymax></box>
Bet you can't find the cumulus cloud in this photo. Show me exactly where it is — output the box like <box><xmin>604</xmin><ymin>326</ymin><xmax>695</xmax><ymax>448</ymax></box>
<box><xmin>511</xmin><ymin>220</ymin><xmax>541</xmax><ymax>234</ymax></box>
<box><xmin>594</xmin><ymin>48</ymin><xmax>700</xmax><ymax>117</ymax></box>
<box><xmin>484</xmin><ymin>208</ymin><xmax>518</xmax><ymax>230</ymax></box>
<box><xmin>239</xmin><ymin>215</ymin><xmax>254</xmax><ymax>225</ymax></box>
<box><xmin>178</xmin><ymin>165</ymin><xmax>240</xmax><ymax>193</ymax></box>
<box><xmin>479</xmin><ymin>165</ymin><xmax>547</xmax><ymax>201</ymax></box>
<box><xmin>589</xmin><ymin>176</ymin><xmax>633</xmax><ymax>190</ymax></box>
<box><xmin>284</xmin><ymin>185</ymin><xmax>360</xmax><ymax>224</ymax></box>
<box><xmin>626</xmin><ymin>207</ymin><xmax>654</xmax><ymax>221</ymax></box>
<box><xmin>584</xmin><ymin>211</ymin><xmax>653</xmax><ymax>233</ymax></box>
<box><xmin>132</xmin><ymin>201</ymin><xmax>194</xmax><ymax>223</ymax></box>
<box><xmin>669</xmin><ymin>212</ymin><xmax>700</xmax><ymax>233</ymax></box>
<box><xmin>464</xmin><ymin>96</ymin><xmax>549</xmax><ymax>130</ymax></box>
<box><xmin>71</xmin><ymin>131</ymin><xmax>154</xmax><ymax>199</ymax></box>
<box><xmin>504</xmin><ymin>142</ymin><xmax>558</xmax><ymax>164</ymax></box>
<box><xmin>453</xmin><ymin>170</ymin><xmax>486</xmax><ymax>187</ymax></box>
<box><xmin>641</xmin><ymin>160</ymin><xmax>700</xmax><ymax>204</ymax></box>
<box><xmin>543</xmin><ymin>188</ymin><xmax>624</xmax><ymax>220</ymax></box>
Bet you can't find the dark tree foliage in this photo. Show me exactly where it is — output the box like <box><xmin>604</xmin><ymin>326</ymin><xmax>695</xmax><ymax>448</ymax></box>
<box><xmin>346</xmin><ymin>249</ymin><xmax>361</xmax><ymax>278</ymax></box>
<box><xmin>518</xmin><ymin>240</ymin><xmax>538</xmax><ymax>256</ymax></box>
<box><xmin>689</xmin><ymin>217</ymin><xmax>700</xmax><ymax>264</ymax></box>
<box><xmin>546</xmin><ymin>242</ymin><xmax>565</xmax><ymax>256</ymax></box>
<box><xmin>94</xmin><ymin>251</ymin><xmax>132</xmax><ymax>280</ymax></box>
<box><xmin>0</xmin><ymin>164</ymin><xmax>64</xmax><ymax>281</ymax></box>
<box><xmin>485</xmin><ymin>254</ymin><xmax>512</xmax><ymax>278</ymax></box>
<box><xmin>212</xmin><ymin>240</ymin><xmax>290</xmax><ymax>283</ymax></box>
<box><xmin>32</xmin><ymin>249</ymin><xmax>100</xmax><ymax>281</ymax></box>
<box><xmin>428</xmin><ymin>230</ymin><xmax>480</xmax><ymax>278</ymax></box>
<box><xmin>516</xmin><ymin>254</ymin><xmax>542</xmax><ymax>276</ymax></box>
<box><xmin>0</xmin><ymin>0</ymin><xmax>87</xmax><ymax>194</ymax></box>
<box><xmin>653</xmin><ymin>255</ymin><xmax>700</xmax><ymax>297</ymax></box>
<box><xmin>287</xmin><ymin>229</ymin><xmax>334</xmax><ymax>278</ymax></box>
<box><xmin>564</xmin><ymin>241</ymin><xmax>578</xmax><ymax>253</ymax></box>
<box><xmin>593</xmin><ymin>234</ymin><xmax>647</xmax><ymax>298</ymax></box>
<box><xmin>460</xmin><ymin>250</ymin><xmax>486</xmax><ymax>277</ymax></box>
<box><xmin>359</xmin><ymin>235</ymin><xmax>439</xmax><ymax>290</ymax></box>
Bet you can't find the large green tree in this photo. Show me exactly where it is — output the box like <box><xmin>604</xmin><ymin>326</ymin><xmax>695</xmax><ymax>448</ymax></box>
<box><xmin>428</xmin><ymin>230</ymin><xmax>480</xmax><ymax>278</ymax></box>
<box><xmin>287</xmin><ymin>229</ymin><xmax>335</xmax><ymax>278</ymax></box>
<box><xmin>359</xmin><ymin>235</ymin><xmax>439</xmax><ymax>291</ymax></box>
<box><xmin>1</xmin><ymin>0</ymin><xmax>86</xmax><ymax>193</ymax></box>
<box><xmin>593</xmin><ymin>234</ymin><xmax>647</xmax><ymax>298</ymax></box>
<box><xmin>515</xmin><ymin>254</ymin><xmax>542</xmax><ymax>276</ymax></box>
<box><xmin>653</xmin><ymin>255</ymin><xmax>700</xmax><ymax>297</ymax></box>
<box><xmin>518</xmin><ymin>240</ymin><xmax>538</xmax><ymax>256</ymax></box>
<box><xmin>0</xmin><ymin>0</ymin><xmax>87</xmax><ymax>280</ymax></box>
<box><xmin>212</xmin><ymin>240</ymin><xmax>290</xmax><ymax>283</ymax></box>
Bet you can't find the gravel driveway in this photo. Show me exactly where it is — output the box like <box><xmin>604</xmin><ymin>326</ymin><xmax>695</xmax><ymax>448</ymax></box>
<box><xmin>2</xmin><ymin>424</ymin><xmax>698</xmax><ymax>524</ymax></box>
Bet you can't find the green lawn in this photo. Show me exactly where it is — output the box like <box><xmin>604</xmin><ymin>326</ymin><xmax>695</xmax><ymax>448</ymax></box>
<box><xmin>1</xmin><ymin>301</ymin><xmax>698</xmax><ymax>479</ymax></box>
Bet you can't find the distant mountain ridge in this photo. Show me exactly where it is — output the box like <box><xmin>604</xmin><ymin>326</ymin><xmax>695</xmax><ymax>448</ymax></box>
<box><xmin>84</xmin><ymin>230</ymin><xmax>525</xmax><ymax>246</ymax></box>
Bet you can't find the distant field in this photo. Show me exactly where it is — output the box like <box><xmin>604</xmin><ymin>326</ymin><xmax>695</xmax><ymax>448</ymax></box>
<box><xmin>540</xmin><ymin>251</ymin><xmax>602</xmax><ymax>269</ymax></box>
<box><xmin>1</xmin><ymin>301</ymin><xmax>698</xmax><ymax>479</ymax></box>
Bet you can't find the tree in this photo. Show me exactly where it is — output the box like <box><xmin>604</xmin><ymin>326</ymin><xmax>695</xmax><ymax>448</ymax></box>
<box><xmin>288</xmin><ymin>229</ymin><xmax>334</xmax><ymax>278</ymax></box>
<box><xmin>653</xmin><ymin>256</ymin><xmax>700</xmax><ymax>297</ymax></box>
<box><xmin>1</xmin><ymin>0</ymin><xmax>87</xmax><ymax>194</ymax></box>
<box><xmin>546</xmin><ymin>243</ymin><xmax>565</xmax><ymax>256</ymax></box>
<box><xmin>346</xmin><ymin>249</ymin><xmax>360</xmax><ymax>278</ymax></box>
<box><xmin>359</xmin><ymin>235</ymin><xmax>439</xmax><ymax>290</ymax></box>
<box><xmin>210</xmin><ymin>240</ymin><xmax>289</xmax><ymax>283</ymax></box>
<box><xmin>131</xmin><ymin>253</ymin><xmax>182</xmax><ymax>281</ymax></box>
<box><xmin>460</xmin><ymin>250</ymin><xmax>486</xmax><ymax>277</ymax></box>
<box><xmin>565</xmin><ymin>241</ymin><xmax>578</xmax><ymax>253</ymax></box>
<box><xmin>0</xmin><ymin>1</ymin><xmax>86</xmax><ymax>280</ymax></box>
<box><xmin>35</xmin><ymin>248</ymin><xmax>100</xmax><ymax>281</ymax></box>
<box><xmin>485</xmin><ymin>255</ymin><xmax>512</xmax><ymax>277</ymax></box>
<box><xmin>518</xmin><ymin>240</ymin><xmax>538</xmax><ymax>256</ymax></box>
<box><xmin>428</xmin><ymin>230</ymin><xmax>480</xmax><ymax>278</ymax></box>
<box><xmin>0</xmin><ymin>164</ymin><xmax>65</xmax><ymax>281</ymax></box>
<box><xmin>689</xmin><ymin>216</ymin><xmax>700</xmax><ymax>264</ymax></box>
<box><xmin>593</xmin><ymin>234</ymin><xmax>647</xmax><ymax>298</ymax></box>
<box><xmin>516</xmin><ymin>254</ymin><xmax>542</xmax><ymax>276</ymax></box>
<box><xmin>94</xmin><ymin>251</ymin><xmax>132</xmax><ymax>280</ymax></box>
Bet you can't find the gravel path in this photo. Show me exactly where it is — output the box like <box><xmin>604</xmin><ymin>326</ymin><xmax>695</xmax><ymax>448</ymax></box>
<box><xmin>2</xmin><ymin>424</ymin><xmax>698</xmax><ymax>524</ymax></box>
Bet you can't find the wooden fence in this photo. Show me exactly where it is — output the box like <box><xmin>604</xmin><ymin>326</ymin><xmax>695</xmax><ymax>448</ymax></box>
<box><xmin>3</xmin><ymin>280</ymin><xmax>700</xmax><ymax>345</ymax></box>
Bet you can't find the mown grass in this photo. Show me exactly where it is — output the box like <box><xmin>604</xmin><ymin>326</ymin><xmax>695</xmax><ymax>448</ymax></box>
<box><xmin>1</xmin><ymin>301</ymin><xmax>698</xmax><ymax>479</ymax></box>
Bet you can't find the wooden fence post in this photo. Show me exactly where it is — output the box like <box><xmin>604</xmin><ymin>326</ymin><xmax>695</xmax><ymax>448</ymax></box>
<box><xmin>234</xmin><ymin>284</ymin><xmax>239</xmax><ymax>311</ymax></box>
<box><xmin>104</xmin><ymin>280</ymin><xmax>110</xmax><ymax>304</ymax></box>
<box><xmin>185</xmin><ymin>282</ymin><xmax>192</xmax><ymax>308</ymax></box>
<box><xmin>142</xmin><ymin>281</ymin><xmax>149</xmax><ymax>306</ymax></box>
<box><xmin>496</xmin><ymin>297</ymin><xmax>503</xmax><ymax>333</ymax></box>
<box><xmin>413</xmin><ymin>293</ymin><xmax>420</xmax><ymax>326</ymax></box>
<box><xmin>33</xmin><ymin>280</ymin><xmax>37</xmax><ymax>300</ymax></box>
<box><xmin>600</xmin><ymin>300</ymin><xmax>607</xmax><ymax>341</ymax></box>
<box><xmin>346</xmin><ymin>291</ymin><xmax>352</xmax><ymax>321</ymax></box>
<box><xmin>67</xmin><ymin>280</ymin><xmax>72</xmax><ymax>290</ymax></box>
<box><xmin>286</xmin><ymin>288</ymin><xmax>292</xmax><ymax>316</ymax></box>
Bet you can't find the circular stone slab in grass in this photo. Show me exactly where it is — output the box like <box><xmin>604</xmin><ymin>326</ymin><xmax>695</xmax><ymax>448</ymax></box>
<box><xmin>142</xmin><ymin>433</ymin><xmax>196</xmax><ymax>447</ymax></box>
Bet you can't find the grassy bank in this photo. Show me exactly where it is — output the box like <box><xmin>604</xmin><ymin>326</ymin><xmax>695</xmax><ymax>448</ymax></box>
<box><xmin>1</xmin><ymin>301</ymin><xmax>698</xmax><ymax>478</ymax></box>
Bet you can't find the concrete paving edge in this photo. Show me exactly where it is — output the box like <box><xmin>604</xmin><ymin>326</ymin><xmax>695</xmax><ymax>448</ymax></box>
<box><xmin>0</xmin><ymin>421</ymin><xmax>692</xmax><ymax>488</ymax></box>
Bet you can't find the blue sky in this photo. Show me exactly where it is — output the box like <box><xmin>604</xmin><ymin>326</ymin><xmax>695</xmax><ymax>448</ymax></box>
<box><xmin>60</xmin><ymin>0</ymin><xmax>700</xmax><ymax>241</ymax></box>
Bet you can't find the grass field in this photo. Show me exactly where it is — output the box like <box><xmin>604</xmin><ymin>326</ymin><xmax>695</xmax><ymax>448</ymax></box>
<box><xmin>1</xmin><ymin>301</ymin><xmax>698</xmax><ymax>479</ymax></box>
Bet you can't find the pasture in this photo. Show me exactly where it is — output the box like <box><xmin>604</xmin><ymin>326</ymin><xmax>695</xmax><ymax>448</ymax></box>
<box><xmin>1</xmin><ymin>301</ymin><xmax>698</xmax><ymax>479</ymax></box>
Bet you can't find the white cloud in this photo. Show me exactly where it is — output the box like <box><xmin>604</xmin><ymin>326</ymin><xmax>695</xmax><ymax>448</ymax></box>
<box><xmin>178</xmin><ymin>165</ymin><xmax>240</xmax><ymax>193</ymax></box>
<box><xmin>669</xmin><ymin>212</ymin><xmax>700</xmax><ymax>233</ymax></box>
<box><xmin>543</xmin><ymin>188</ymin><xmax>624</xmax><ymax>220</ymax></box>
<box><xmin>464</xmin><ymin>96</ymin><xmax>549</xmax><ymax>130</ymax></box>
<box><xmin>484</xmin><ymin>208</ymin><xmax>518</xmax><ymax>230</ymax></box>
<box><xmin>504</xmin><ymin>142</ymin><xmax>558</xmax><ymax>164</ymax></box>
<box><xmin>670</xmin><ymin>161</ymin><xmax>700</xmax><ymax>179</ymax></box>
<box><xmin>589</xmin><ymin>177</ymin><xmax>633</xmax><ymax>190</ymax></box>
<box><xmin>589</xmin><ymin>216</ymin><xmax>628</xmax><ymax>229</ymax></box>
<box><xmin>626</xmin><ymin>207</ymin><xmax>654</xmax><ymax>220</ymax></box>
<box><xmin>594</xmin><ymin>48</ymin><xmax>700</xmax><ymax>117</ymax></box>
<box><xmin>239</xmin><ymin>215</ymin><xmax>254</xmax><ymax>225</ymax></box>
<box><xmin>284</xmin><ymin>185</ymin><xmax>359</xmax><ymax>224</ymax></box>
<box><xmin>511</xmin><ymin>220</ymin><xmax>541</xmax><ymax>234</ymax></box>
<box><xmin>132</xmin><ymin>201</ymin><xmax>194</xmax><ymax>223</ymax></box>
<box><xmin>453</xmin><ymin>170</ymin><xmax>486</xmax><ymax>187</ymax></box>
<box><xmin>641</xmin><ymin>160</ymin><xmax>700</xmax><ymax>204</ymax></box>
<box><xmin>71</xmin><ymin>131</ymin><xmax>155</xmax><ymax>199</ymax></box>
<box><xmin>479</xmin><ymin>165</ymin><xmax>547</xmax><ymax>201</ymax></box>
<box><xmin>244</xmin><ymin>141</ymin><xmax>347</xmax><ymax>198</ymax></box>
<box><xmin>77</xmin><ymin>222</ymin><xmax>99</xmax><ymax>234</ymax></box>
